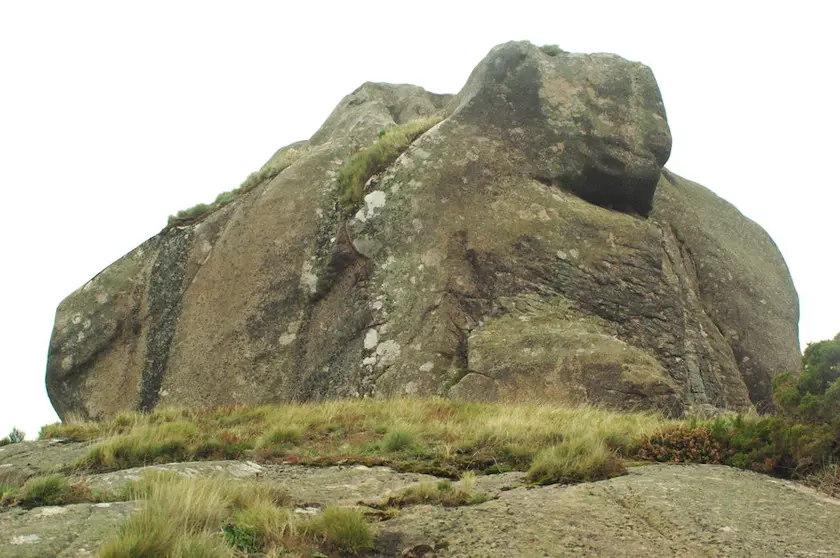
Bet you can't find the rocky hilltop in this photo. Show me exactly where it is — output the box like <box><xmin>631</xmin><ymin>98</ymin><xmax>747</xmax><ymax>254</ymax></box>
<box><xmin>46</xmin><ymin>41</ymin><xmax>800</xmax><ymax>419</ymax></box>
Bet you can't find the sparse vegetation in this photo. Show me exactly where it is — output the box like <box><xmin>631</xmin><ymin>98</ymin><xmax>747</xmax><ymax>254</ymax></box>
<box><xmin>528</xmin><ymin>437</ymin><xmax>626</xmax><ymax>485</ymax></box>
<box><xmin>1</xmin><ymin>427</ymin><xmax>25</xmax><ymax>446</ymax></box>
<box><xmin>0</xmin><ymin>473</ymin><xmax>118</xmax><ymax>508</ymax></box>
<box><xmin>539</xmin><ymin>44</ymin><xmax>565</xmax><ymax>56</ymax></box>
<box><xmin>337</xmin><ymin>116</ymin><xmax>442</xmax><ymax>212</ymax></box>
<box><xmin>166</xmin><ymin>147</ymin><xmax>303</xmax><ymax>228</ymax></box>
<box><xmin>98</xmin><ymin>470</ymin><xmax>370</xmax><ymax>557</ymax></box>
<box><xmin>304</xmin><ymin>505</ymin><xmax>376</xmax><ymax>555</ymax></box>
<box><xmin>637</xmin><ymin>331</ymin><xmax>840</xmax><ymax>491</ymax></box>
<box><xmin>43</xmin><ymin>400</ymin><xmax>669</xmax><ymax>482</ymax></box>
<box><xmin>380</xmin><ymin>471</ymin><xmax>489</xmax><ymax>508</ymax></box>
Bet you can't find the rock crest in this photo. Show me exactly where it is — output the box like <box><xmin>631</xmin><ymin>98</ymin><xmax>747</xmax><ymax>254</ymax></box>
<box><xmin>46</xmin><ymin>41</ymin><xmax>800</xmax><ymax>419</ymax></box>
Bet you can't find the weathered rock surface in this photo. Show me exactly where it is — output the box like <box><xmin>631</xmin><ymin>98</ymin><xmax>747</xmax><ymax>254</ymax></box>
<box><xmin>2</xmin><ymin>457</ymin><xmax>838</xmax><ymax>557</ymax></box>
<box><xmin>46</xmin><ymin>41</ymin><xmax>800</xmax><ymax>419</ymax></box>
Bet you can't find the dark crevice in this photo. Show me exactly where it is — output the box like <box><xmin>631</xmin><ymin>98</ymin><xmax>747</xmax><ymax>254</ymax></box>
<box><xmin>138</xmin><ymin>232</ymin><xmax>191</xmax><ymax>412</ymax></box>
<box><xmin>532</xmin><ymin>171</ymin><xmax>653</xmax><ymax>218</ymax></box>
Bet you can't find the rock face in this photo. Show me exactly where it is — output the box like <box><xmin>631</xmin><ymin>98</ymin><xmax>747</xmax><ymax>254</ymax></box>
<box><xmin>2</xmin><ymin>452</ymin><xmax>839</xmax><ymax>557</ymax></box>
<box><xmin>46</xmin><ymin>41</ymin><xmax>800</xmax><ymax>419</ymax></box>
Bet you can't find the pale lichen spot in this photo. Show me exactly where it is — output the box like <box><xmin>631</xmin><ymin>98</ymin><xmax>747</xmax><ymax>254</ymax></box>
<box><xmin>376</xmin><ymin>340</ymin><xmax>401</xmax><ymax>367</ymax></box>
<box><xmin>419</xmin><ymin>361</ymin><xmax>435</xmax><ymax>372</ymax></box>
<box><xmin>364</xmin><ymin>329</ymin><xmax>379</xmax><ymax>350</ymax></box>
<box><xmin>412</xmin><ymin>219</ymin><xmax>423</xmax><ymax>232</ymax></box>
<box><xmin>37</xmin><ymin>507</ymin><xmax>67</xmax><ymax>517</ymax></box>
<box><xmin>279</xmin><ymin>333</ymin><xmax>296</xmax><ymax>346</ymax></box>
<box><xmin>315</xmin><ymin>208</ymin><xmax>324</xmax><ymax>218</ymax></box>
<box><xmin>363</xmin><ymin>356</ymin><xmax>377</xmax><ymax>366</ymax></box>
<box><xmin>363</xmin><ymin>190</ymin><xmax>387</xmax><ymax>220</ymax></box>
<box><xmin>71</xmin><ymin>314</ymin><xmax>83</xmax><ymax>325</ymax></box>
<box><xmin>381</xmin><ymin>255</ymin><xmax>396</xmax><ymax>270</ymax></box>
<box><xmin>11</xmin><ymin>534</ymin><xmax>41</xmax><ymax>545</ymax></box>
<box><xmin>557</xmin><ymin>250</ymin><xmax>568</xmax><ymax>260</ymax></box>
<box><xmin>61</xmin><ymin>355</ymin><xmax>74</xmax><ymax>371</ymax></box>
<box><xmin>569</xmin><ymin>248</ymin><xmax>579</xmax><ymax>260</ymax></box>
<box><xmin>77</xmin><ymin>332</ymin><xmax>86</xmax><ymax>343</ymax></box>
<box><xmin>421</xmin><ymin>249</ymin><xmax>443</xmax><ymax>267</ymax></box>
<box><xmin>299</xmin><ymin>261</ymin><xmax>318</xmax><ymax>295</ymax></box>
<box><xmin>95</xmin><ymin>292</ymin><xmax>109</xmax><ymax>304</ymax></box>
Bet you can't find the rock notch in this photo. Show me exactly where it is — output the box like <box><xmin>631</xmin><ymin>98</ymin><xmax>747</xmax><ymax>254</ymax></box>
<box><xmin>46</xmin><ymin>41</ymin><xmax>800</xmax><ymax>419</ymax></box>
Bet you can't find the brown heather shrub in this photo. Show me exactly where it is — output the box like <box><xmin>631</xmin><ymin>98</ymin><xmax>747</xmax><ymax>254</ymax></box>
<box><xmin>637</xmin><ymin>426</ymin><xmax>726</xmax><ymax>464</ymax></box>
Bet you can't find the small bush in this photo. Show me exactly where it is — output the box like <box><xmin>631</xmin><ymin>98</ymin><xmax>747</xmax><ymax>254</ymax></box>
<box><xmin>527</xmin><ymin>438</ymin><xmax>626</xmax><ymax>485</ymax></box>
<box><xmin>805</xmin><ymin>462</ymin><xmax>840</xmax><ymax>498</ymax></box>
<box><xmin>539</xmin><ymin>44</ymin><xmax>565</xmax><ymax>56</ymax></box>
<box><xmin>637</xmin><ymin>426</ymin><xmax>726</xmax><ymax>464</ymax></box>
<box><xmin>7</xmin><ymin>427</ymin><xmax>25</xmax><ymax>443</ymax></box>
<box><xmin>305</xmin><ymin>506</ymin><xmax>376</xmax><ymax>555</ymax></box>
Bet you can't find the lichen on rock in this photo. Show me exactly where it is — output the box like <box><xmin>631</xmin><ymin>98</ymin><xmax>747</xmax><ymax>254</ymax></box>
<box><xmin>46</xmin><ymin>41</ymin><xmax>800</xmax><ymax>419</ymax></box>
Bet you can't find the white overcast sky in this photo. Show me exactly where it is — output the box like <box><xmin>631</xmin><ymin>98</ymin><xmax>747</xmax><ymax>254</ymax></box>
<box><xmin>1</xmin><ymin>1</ymin><xmax>837</xmax><ymax>438</ymax></box>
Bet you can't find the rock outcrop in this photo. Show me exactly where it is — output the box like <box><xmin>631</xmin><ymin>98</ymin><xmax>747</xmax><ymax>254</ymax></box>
<box><xmin>46</xmin><ymin>41</ymin><xmax>800</xmax><ymax>419</ymax></box>
<box><xmin>2</xmin><ymin>444</ymin><xmax>839</xmax><ymax>558</ymax></box>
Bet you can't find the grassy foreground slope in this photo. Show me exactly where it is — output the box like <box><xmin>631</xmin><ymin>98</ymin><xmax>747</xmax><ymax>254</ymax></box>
<box><xmin>4</xmin><ymin>388</ymin><xmax>836</xmax><ymax>557</ymax></box>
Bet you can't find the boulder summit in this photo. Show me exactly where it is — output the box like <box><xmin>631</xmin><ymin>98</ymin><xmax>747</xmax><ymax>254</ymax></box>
<box><xmin>46</xmin><ymin>41</ymin><xmax>800</xmax><ymax>419</ymax></box>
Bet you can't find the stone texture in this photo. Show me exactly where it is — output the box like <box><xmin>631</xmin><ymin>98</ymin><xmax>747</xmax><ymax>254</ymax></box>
<box><xmin>2</xmin><ymin>460</ymin><xmax>838</xmax><ymax>557</ymax></box>
<box><xmin>46</xmin><ymin>41</ymin><xmax>800</xmax><ymax>419</ymax></box>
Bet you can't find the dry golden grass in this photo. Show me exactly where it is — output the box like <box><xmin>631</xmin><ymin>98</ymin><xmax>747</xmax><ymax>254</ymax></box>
<box><xmin>97</xmin><ymin>470</ymin><xmax>372</xmax><ymax>557</ymax></box>
<box><xmin>44</xmin><ymin>399</ymin><xmax>674</xmax><ymax>485</ymax></box>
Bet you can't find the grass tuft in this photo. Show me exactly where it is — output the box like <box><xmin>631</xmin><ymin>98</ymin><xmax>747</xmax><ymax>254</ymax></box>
<box><xmin>382</xmin><ymin>430</ymin><xmax>414</xmax><ymax>453</ymax></box>
<box><xmin>100</xmin><ymin>471</ymin><xmax>368</xmax><ymax>557</ymax></box>
<box><xmin>337</xmin><ymin>116</ymin><xmax>441</xmax><ymax>212</ymax></box>
<box><xmin>527</xmin><ymin>438</ymin><xmax>627</xmax><ymax>485</ymax></box>
<box><xmin>304</xmin><ymin>505</ymin><xmax>376</xmax><ymax>555</ymax></box>
<box><xmin>166</xmin><ymin>147</ymin><xmax>302</xmax><ymax>227</ymax></box>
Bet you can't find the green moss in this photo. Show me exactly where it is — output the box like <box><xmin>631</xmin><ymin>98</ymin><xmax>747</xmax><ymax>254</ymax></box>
<box><xmin>337</xmin><ymin>116</ymin><xmax>441</xmax><ymax>212</ymax></box>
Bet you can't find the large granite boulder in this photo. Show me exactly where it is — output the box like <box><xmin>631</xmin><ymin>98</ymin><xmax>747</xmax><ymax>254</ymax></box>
<box><xmin>46</xmin><ymin>41</ymin><xmax>800</xmax><ymax>419</ymax></box>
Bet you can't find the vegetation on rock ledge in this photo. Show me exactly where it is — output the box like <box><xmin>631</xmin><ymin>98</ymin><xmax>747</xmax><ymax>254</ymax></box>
<box><xmin>166</xmin><ymin>147</ymin><xmax>303</xmax><ymax>228</ymax></box>
<box><xmin>337</xmin><ymin>116</ymin><xmax>441</xmax><ymax>212</ymax></box>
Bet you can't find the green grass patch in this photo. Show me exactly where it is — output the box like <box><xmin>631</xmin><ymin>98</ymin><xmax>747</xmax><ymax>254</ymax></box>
<box><xmin>337</xmin><ymin>116</ymin><xmax>441</xmax><ymax>212</ymax></box>
<box><xmin>48</xmin><ymin>399</ymin><xmax>671</xmax><ymax>487</ymax></box>
<box><xmin>528</xmin><ymin>438</ymin><xmax>626</xmax><ymax>485</ymax></box>
<box><xmin>98</xmin><ymin>471</ymin><xmax>369</xmax><ymax>557</ymax></box>
<box><xmin>1</xmin><ymin>474</ymin><xmax>119</xmax><ymax>509</ymax></box>
<box><xmin>166</xmin><ymin>147</ymin><xmax>303</xmax><ymax>228</ymax></box>
<box><xmin>304</xmin><ymin>505</ymin><xmax>376</xmax><ymax>555</ymax></box>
